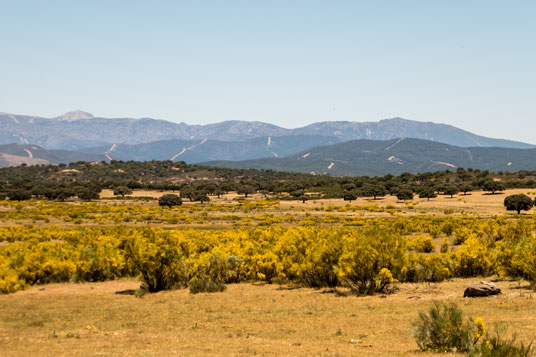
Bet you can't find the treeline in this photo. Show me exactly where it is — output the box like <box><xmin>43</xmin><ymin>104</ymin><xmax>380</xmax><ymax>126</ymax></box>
<box><xmin>2</xmin><ymin>160</ymin><xmax>536</xmax><ymax>202</ymax></box>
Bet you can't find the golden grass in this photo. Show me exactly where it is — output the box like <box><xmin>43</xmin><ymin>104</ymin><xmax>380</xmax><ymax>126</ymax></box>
<box><xmin>1</xmin><ymin>189</ymin><xmax>533</xmax><ymax>231</ymax></box>
<box><xmin>1</xmin><ymin>279</ymin><xmax>535</xmax><ymax>356</ymax></box>
<box><xmin>100</xmin><ymin>188</ymin><xmax>535</xmax><ymax>218</ymax></box>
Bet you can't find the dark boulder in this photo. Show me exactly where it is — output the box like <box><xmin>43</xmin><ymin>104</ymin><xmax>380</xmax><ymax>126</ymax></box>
<box><xmin>464</xmin><ymin>281</ymin><xmax>501</xmax><ymax>297</ymax></box>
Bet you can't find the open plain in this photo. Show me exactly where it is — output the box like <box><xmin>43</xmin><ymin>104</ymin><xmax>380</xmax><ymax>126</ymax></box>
<box><xmin>1</xmin><ymin>189</ymin><xmax>536</xmax><ymax>355</ymax></box>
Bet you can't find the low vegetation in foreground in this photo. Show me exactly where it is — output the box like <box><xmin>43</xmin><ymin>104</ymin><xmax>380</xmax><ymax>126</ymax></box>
<box><xmin>2</xmin><ymin>164</ymin><xmax>536</xmax><ymax>355</ymax></box>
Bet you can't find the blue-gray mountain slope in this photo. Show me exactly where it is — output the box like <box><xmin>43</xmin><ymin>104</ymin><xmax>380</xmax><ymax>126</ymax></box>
<box><xmin>205</xmin><ymin>138</ymin><xmax>536</xmax><ymax>176</ymax></box>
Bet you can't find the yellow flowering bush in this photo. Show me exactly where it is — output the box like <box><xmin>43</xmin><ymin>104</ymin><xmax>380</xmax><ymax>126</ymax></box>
<box><xmin>337</xmin><ymin>226</ymin><xmax>405</xmax><ymax>295</ymax></box>
<box><xmin>2</xmin><ymin>204</ymin><xmax>536</xmax><ymax>295</ymax></box>
<box><xmin>407</xmin><ymin>235</ymin><xmax>435</xmax><ymax>253</ymax></box>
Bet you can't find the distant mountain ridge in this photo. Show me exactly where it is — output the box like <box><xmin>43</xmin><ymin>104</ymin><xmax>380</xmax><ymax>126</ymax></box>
<box><xmin>0</xmin><ymin>143</ymin><xmax>108</xmax><ymax>168</ymax></box>
<box><xmin>205</xmin><ymin>138</ymin><xmax>536</xmax><ymax>176</ymax></box>
<box><xmin>81</xmin><ymin>135</ymin><xmax>343</xmax><ymax>163</ymax></box>
<box><xmin>0</xmin><ymin>111</ymin><xmax>532</xmax><ymax>152</ymax></box>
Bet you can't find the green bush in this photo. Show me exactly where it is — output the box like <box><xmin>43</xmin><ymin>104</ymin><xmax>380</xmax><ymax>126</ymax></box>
<box><xmin>496</xmin><ymin>237</ymin><xmax>536</xmax><ymax>286</ymax></box>
<box><xmin>412</xmin><ymin>301</ymin><xmax>481</xmax><ymax>353</ymax></box>
<box><xmin>478</xmin><ymin>329</ymin><xmax>533</xmax><ymax>357</ymax></box>
<box><xmin>190</xmin><ymin>252</ymin><xmax>246</xmax><ymax>283</ymax></box>
<box><xmin>401</xmin><ymin>253</ymin><xmax>451</xmax><ymax>283</ymax></box>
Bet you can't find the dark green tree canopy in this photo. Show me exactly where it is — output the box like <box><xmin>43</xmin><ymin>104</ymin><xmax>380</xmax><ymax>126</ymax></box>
<box><xmin>419</xmin><ymin>188</ymin><xmax>437</xmax><ymax>201</ymax></box>
<box><xmin>360</xmin><ymin>184</ymin><xmax>386</xmax><ymax>200</ymax></box>
<box><xmin>113</xmin><ymin>186</ymin><xmax>133</xmax><ymax>197</ymax></box>
<box><xmin>396</xmin><ymin>188</ymin><xmax>413</xmax><ymax>201</ymax></box>
<box><xmin>6</xmin><ymin>189</ymin><xmax>32</xmax><ymax>201</ymax></box>
<box><xmin>482</xmin><ymin>179</ymin><xmax>506</xmax><ymax>194</ymax></box>
<box><xmin>443</xmin><ymin>185</ymin><xmax>459</xmax><ymax>198</ymax></box>
<box><xmin>460</xmin><ymin>184</ymin><xmax>473</xmax><ymax>195</ymax></box>
<box><xmin>159</xmin><ymin>194</ymin><xmax>182</xmax><ymax>208</ymax></box>
<box><xmin>343</xmin><ymin>191</ymin><xmax>358</xmax><ymax>202</ymax></box>
<box><xmin>504</xmin><ymin>194</ymin><xmax>533</xmax><ymax>214</ymax></box>
<box><xmin>77</xmin><ymin>188</ymin><xmax>100</xmax><ymax>202</ymax></box>
<box><xmin>237</xmin><ymin>184</ymin><xmax>256</xmax><ymax>198</ymax></box>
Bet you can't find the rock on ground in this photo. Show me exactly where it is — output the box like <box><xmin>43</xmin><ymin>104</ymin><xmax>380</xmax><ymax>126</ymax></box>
<box><xmin>464</xmin><ymin>281</ymin><xmax>501</xmax><ymax>297</ymax></box>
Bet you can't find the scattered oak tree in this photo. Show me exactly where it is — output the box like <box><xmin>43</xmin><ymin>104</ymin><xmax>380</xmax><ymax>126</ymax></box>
<box><xmin>343</xmin><ymin>191</ymin><xmax>358</xmax><ymax>202</ymax></box>
<box><xmin>482</xmin><ymin>179</ymin><xmax>506</xmax><ymax>195</ymax></box>
<box><xmin>396</xmin><ymin>188</ymin><xmax>414</xmax><ymax>201</ymax></box>
<box><xmin>361</xmin><ymin>184</ymin><xmax>386</xmax><ymax>200</ymax></box>
<box><xmin>419</xmin><ymin>188</ymin><xmax>437</xmax><ymax>201</ymax></box>
<box><xmin>113</xmin><ymin>186</ymin><xmax>133</xmax><ymax>198</ymax></box>
<box><xmin>504</xmin><ymin>194</ymin><xmax>533</xmax><ymax>214</ymax></box>
<box><xmin>237</xmin><ymin>184</ymin><xmax>256</xmax><ymax>198</ymax></box>
<box><xmin>158</xmin><ymin>194</ymin><xmax>182</xmax><ymax>208</ymax></box>
<box><xmin>6</xmin><ymin>189</ymin><xmax>32</xmax><ymax>201</ymax></box>
<box><xmin>443</xmin><ymin>185</ymin><xmax>459</xmax><ymax>198</ymax></box>
<box><xmin>77</xmin><ymin>188</ymin><xmax>100</xmax><ymax>202</ymax></box>
<box><xmin>460</xmin><ymin>184</ymin><xmax>473</xmax><ymax>195</ymax></box>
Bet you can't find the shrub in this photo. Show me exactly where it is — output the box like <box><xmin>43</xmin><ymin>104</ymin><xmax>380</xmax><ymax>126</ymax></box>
<box><xmin>0</xmin><ymin>267</ymin><xmax>27</xmax><ymax>294</ymax></box>
<box><xmin>441</xmin><ymin>238</ymin><xmax>449</xmax><ymax>253</ymax></box>
<box><xmin>189</xmin><ymin>252</ymin><xmax>245</xmax><ymax>284</ymax></box>
<box><xmin>158</xmin><ymin>194</ymin><xmax>182</xmax><ymax>208</ymax></box>
<box><xmin>412</xmin><ymin>301</ymin><xmax>482</xmax><ymax>353</ymax></box>
<box><xmin>496</xmin><ymin>237</ymin><xmax>536</xmax><ymax>285</ymax></box>
<box><xmin>452</xmin><ymin>237</ymin><xmax>494</xmax><ymax>277</ymax></box>
<box><xmin>121</xmin><ymin>230</ymin><xmax>188</xmax><ymax>292</ymax></box>
<box><xmin>401</xmin><ymin>253</ymin><xmax>451</xmax><ymax>283</ymax></box>
<box><xmin>337</xmin><ymin>226</ymin><xmax>405</xmax><ymax>295</ymax></box>
<box><xmin>407</xmin><ymin>236</ymin><xmax>435</xmax><ymax>253</ymax></box>
<box><xmin>478</xmin><ymin>329</ymin><xmax>534</xmax><ymax>357</ymax></box>
<box><xmin>298</xmin><ymin>231</ymin><xmax>342</xmax><ymax>288</ymax></box>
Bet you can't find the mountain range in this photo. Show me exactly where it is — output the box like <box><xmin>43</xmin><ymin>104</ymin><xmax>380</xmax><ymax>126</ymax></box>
<box><xmin>1</xmin><ymin>110</ymin><xmax>535</xmax><ymax>174</ymax></box>
<box><xmin>81</xmin><ymin>135</ymin><xmax>343</xmax><ymax>162</ymax></box>
<box><xmin>0</xmin><ymin>143</ymin><xmax>107</xmax><ymax>168</ymax></box>
<box><xmin>205</xmin><ymin>138</ymin><xmax>536</xmax><ymax>176</ymax></box>
<box><xmin>1</xmin><ymin>111</ymin><xmax>532</xmax><ymax>151</ymax></box>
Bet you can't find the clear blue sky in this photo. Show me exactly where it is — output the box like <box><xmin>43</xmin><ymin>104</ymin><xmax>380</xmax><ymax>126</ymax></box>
<box><xmin>1</xmin><ymin>1</ymin><xmax>534</xmax><ymax>143</ymax></box>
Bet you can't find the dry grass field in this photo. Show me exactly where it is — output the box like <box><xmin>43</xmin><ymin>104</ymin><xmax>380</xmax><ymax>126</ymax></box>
<box><xmin>98</xmin><ymin>188</ymin><xmax>536</xmax><ymax>218</ymax></box>
<box><xmin>1</xmin><ymin>278</ymin><xmax>535</xmax><ymax>356</ymax></box>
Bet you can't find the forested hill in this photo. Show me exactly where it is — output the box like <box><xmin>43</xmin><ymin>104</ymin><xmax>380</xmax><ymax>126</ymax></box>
<box><xmin>1</xmin><ymin>160</ymin><xmax>536</xmax><ymax>202</ymax></box>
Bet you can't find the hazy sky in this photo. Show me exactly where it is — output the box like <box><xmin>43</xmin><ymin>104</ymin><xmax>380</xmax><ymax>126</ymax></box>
<box><xmin>1</xmin><ymin>1</ymin><xmax>535</xmax><ymax>142</ymax></box>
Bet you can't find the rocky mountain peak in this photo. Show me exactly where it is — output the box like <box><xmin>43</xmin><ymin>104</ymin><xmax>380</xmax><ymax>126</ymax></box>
<box><xmin>54</xmin><ymin>110</ymin><xmax>94</xmax><ymax>121</ymax></box>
